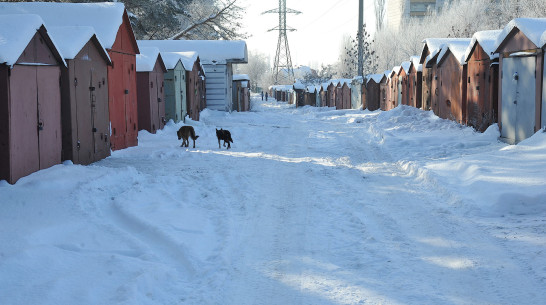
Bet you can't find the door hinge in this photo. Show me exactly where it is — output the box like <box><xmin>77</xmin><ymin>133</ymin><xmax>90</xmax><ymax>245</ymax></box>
<box><xmin>74</xmin><ymin>78</ymin><xmax>78</xmax><ymax>86</ymax></box>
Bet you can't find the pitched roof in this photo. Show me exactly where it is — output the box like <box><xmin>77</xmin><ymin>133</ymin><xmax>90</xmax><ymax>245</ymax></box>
<box><xmin>137</xmin><ymin>40</ymin><xmax>248</xmax><ymax>64</ymax></box>
<box><xmin>47</xmin><ymin>26</ymin><xmax>110</xmax><ymax>63</ymax></box>
<box><xmin>437</xmin><ymin>39</ymin><xmax>472</xmax><ymax>66</ymax></box>
<box><xmin>400</xmin><ymin>61</ymin><xmax>412</xmax><ymax>74</ymax></box>
<box><xmin>495</xmin><ymin>18</ymin><xmax>546</xmax><ymax>51</ymax></box>
<box><xmin>0</xmin><ymin>2</ymin><xmax>129</xmax><ymax>50</ymax></box>
<box><xmin>464</xmin><ymin>30</ymin><xmax>502</xmax><ymax>62</ymax></box>
<box><xmin>421</xmin><ymin>38</ymin><xmax>470</xmax><ymax>64</ymax></box>
<box><xmin>0</xmin><ymin>14</ymin><xmax>65</xmax><ymax>67</ymax></box>
<box><xmin>160</xmin><ymin>52</ymin><xmax>183</xmax><ymax>70</ymax></box>
<box><xmin>410</xmin><ymin>55</ymin><xmax>422</xmax><ymax>72</ymax></box>
<box><xmin>136</xmin><ymin>47</ymin><xmax>162</xmax><ymax>72</ymax></box>
<box><xmin>366</xmin><ymin>74</ymin><xmax>384</xmax><ymax>84</ymax></box>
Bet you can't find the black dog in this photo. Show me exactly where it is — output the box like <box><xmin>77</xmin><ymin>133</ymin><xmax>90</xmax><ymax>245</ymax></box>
<box><xmin>216</xmin><ymin>128</ymin><xmax>233</xmax><ymax>149</ymax></box>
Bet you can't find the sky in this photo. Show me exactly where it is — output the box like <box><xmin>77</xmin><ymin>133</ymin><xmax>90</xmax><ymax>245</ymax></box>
<box><xmin>240</xmin><ymin>0</ymin><xmax>377</xmax><ymax>69</ymax></box>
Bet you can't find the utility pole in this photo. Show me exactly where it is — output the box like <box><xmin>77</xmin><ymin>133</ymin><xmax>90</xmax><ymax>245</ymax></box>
<box><xmin>263</xmin><ymin>0</ymin><xmax>301</xmax><ymax>85</ymax></box>
<box><xmin>357</xmin><ymin>0</ymin><xmax>364</xmax><ymax>76</ymax></box>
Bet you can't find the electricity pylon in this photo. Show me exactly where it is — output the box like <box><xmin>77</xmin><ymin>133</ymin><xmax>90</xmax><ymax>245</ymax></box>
<box><xmin>262</xmin><ymin>0</ymin><xmax>301</xmax><ymax>85</ymax></box>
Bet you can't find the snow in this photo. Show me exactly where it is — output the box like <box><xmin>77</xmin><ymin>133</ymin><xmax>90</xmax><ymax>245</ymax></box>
<box><xmin>293</xmin><ymin>81</ymin><xmax>306</xmax><ymax>90</ymax></box>
<box><xmin>2</xmin><ymin>96</ymin><xmax>546</xmax><ymax>305</ymax></box>
<box><xmin>160</xmin><ymin>52</ymin><xmax>183</xmax><ymax>70</ymax></box>
<box><xmin>0</xmin><ymin>2</ymin><xmax>127</xmax><ymax>50</ymax></box>
<box><xmin>464</xmin><ymin>30</ymin><xmax>502</xmax><ymax>62</ymax></box>
<box><xmin>271</xmin><ymin>84</ymin><xmax>294</xmax><ymax>92</ymax></box>
<box><xmin>422</xmin><ymin>38</ymin><xmax>469</xmax><ymax>66</ymax></box>
<box><xmin>0</xmin><ymin>14</ymin><xmax>60</xmax><ymax>67</ymax></box>
<box><xmin>306</xmin><ymin>85</ymin><xmax>320</xmax><ymax>93</ymax></box>
<box><xmin>352</xmin><ymin>76</ymin><xmax>364</xmax><ymax>84</ymax></box>
<box><xmin>136</xmin><ymin>47</ymin><xmax>161</xmax><ymax>72</ymax></box>
<box><xmin>392</xmin><ymin>65</ymin><xmax>402</xmax><ymax>75</ymax></box>
<box><xmin>366</xmin><ymin>73</ymin><xmax>384</xmax><ymax>84</ymax></box>
<box><xmin>409</xmin><ymin>55</ymin><xmax>423</xmax><ymax>72</ymax></box>
<box><xmin>233</xmin><ymin>74</ymin><xmax>250</xmax><ymax>81</ymax></box>
<box><xmin>437</xmin><ymin>39</ymin><xmax>472</xmax><ymax>66</ymax></box>
<box><xmin>157</xmin><ymin>51</ymin><xmax>199</xmax><ymax>72</ymax></box>
<box><xmin>178</xmin><ymin>52</ymin><xmax>199</xmax><ymax>71</ymax></box>
<box><xmin>400</xmin><ymin>61</ymin><xmax>412</xmax><ymax>74</ymax></box>
<box><xmin>137</xmin><ymin>40</ymin><xmax>247</xmax><ymax>65</ymax></box>
<box><xmin>495</xmin><ymin>18</ymin><xmax>546</xmax><ymax>51</ymax></box>
<box><xmin>383</xmin><ymin>69</ymin><xmax>392</xmax><ymax>79</ymax></box>
<box><xmin>47</xmin><ymin>26</ymin><xmax>110</xmax><ymax>63</ymax></box>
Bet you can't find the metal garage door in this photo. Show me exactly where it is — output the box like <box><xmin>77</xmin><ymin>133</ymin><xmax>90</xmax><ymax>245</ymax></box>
<box><xmin>501</xmin><ymin>56</ymin><xmax>536</xmax><ymax>143</ymax></box>
<box><xmin>204</xmin><ymin>64</ymin><xmax>228</xmax><ymax>111</ymax></box>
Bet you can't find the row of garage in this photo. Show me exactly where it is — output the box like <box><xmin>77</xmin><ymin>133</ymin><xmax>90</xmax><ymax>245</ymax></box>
<box><xmin>272</xmin><ymin>18</ymin><xmax>546</xmax><ymax>145</ymax></box>
<box><xmin>0</xmin><ymin>2</ymin><xmax>248</xmax><ymax>184</ymax></box>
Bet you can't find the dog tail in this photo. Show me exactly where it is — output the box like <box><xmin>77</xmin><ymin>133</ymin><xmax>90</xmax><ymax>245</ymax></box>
<box><xmin>190</xmin><ymin>128</ymin><xmax>198</xmax><ymax>140</ymax></box>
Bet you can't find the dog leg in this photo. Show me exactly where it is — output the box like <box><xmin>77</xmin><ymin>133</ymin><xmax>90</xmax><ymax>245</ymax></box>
<box><xmin>218</xmin><ymin>139</ymin><xmax>221</xmax><ymax>149</ymax></box>
<box><xmin>192</xmin><ymin>139</ymin><xmax>195</xmax><ymax>148</ymax></box>
<box><xmin>227</xmin><ymin>142</ymin><xmax>231</xmax><ymax>149</ymax></box>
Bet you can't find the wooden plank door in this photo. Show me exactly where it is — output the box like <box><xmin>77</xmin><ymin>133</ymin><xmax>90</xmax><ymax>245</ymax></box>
<box><xmin>9</xmin><ymin>66</ymin><xmax>39</xmax><ymax>182</ymax></box>
<box><xmin>74</xmin><ymin>59</ymin><xmax>94</xmax><ymax>164</ymax></box>
<box><xmin>37</xmin><ymin>66</ymin><xmax>61</xmax><ymax>170</ymax></box>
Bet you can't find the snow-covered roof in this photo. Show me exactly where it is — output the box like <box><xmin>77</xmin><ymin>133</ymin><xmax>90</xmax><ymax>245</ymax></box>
<box><xmin>233</xmin><ymin>74</ymin><xmax>250</xmax><ymax>81</ymax></box>
<box><xmin>177</xmin><ymin>51</ymin><xmax>199</xmax><ymax>71</ymax></box>
<box><xmin>400</xmin><ymin>61</ymin><xmax>411</xmax><ymax>74</ymax></box>
<box><xmin>270</xmin><ymin>85</ymin><xmax>293</xmax><ymax>92</ymax></box>
<box><xmin>160</xmin><ymin>52</ymin><xmax>183</xmax><ymax>70</ymax></box>
<box><xmin>158</xmin><ymin>51</ymin><xmax>199</xmax><ymax>72</ymax></box>
<box><xmin>293</xmin><ymin>81</ymin><xmax>306</xmax><ymax>90</ymax></box>
<box><xmin>307</xmin><ymin>85</ymin><xmax>321</xmax><ymax>92</ymax></box>
<box><xmin>366</xmin><ymin>74</ymin><xmax>384</xmax><ymax>84</ymax></box>
<box><xmin>0</xmin><ymin>2</ymin><xmax>128</xmax><ymax>50</ymax></box>
<box><xmin>330</xmin><ymin>78</ymin><xmax>352</xmax><ymax>87</ymax></box>
<box><xmin>464</xmin><ymin>30</ymin><xmax>502</xmax><ymax>62</ymax></box>
<box><xmin>391</xmin><ymin>66</ymin><xmax>401</xmax><ymax>76</ymax></box>
<box><xmin>0</xmin><ymin>14</ymin><xmax>65</xmax><ymax>67</ymax></box>
<box><xmin>137</xmin><ymin>40</ymin><xmax>248</xmax><ymax>64</ymax></box>
<box><xmin>384</xmin><ymin>70</ymin><xmax>392</xmax><ymax>79</ymax></box>
<box><xmin>136</xmin><ymin>47</ymin><xmax>161</xmax><ymax>72</ymax></box>
<box><xmin>495</xmin><ymin>18</ymin><xmax>546</xmax><ymax>52</ymax></box>
<box><xmin>351</xmin><ymin>76</ymin><xmax>364</xmax><ymax>84</ymax></box>
<box><xmin>437</xmin><ymin>39</ymin><xmax>472</xmax><ymax>66</ymax></box>
<box><xmin>421</xmin><ymin>38</ymin><xmax>469</xmax><ymax>64</ymax></box>
<box><xmin>47</xmin><ymin>26</ymin><xmax>110</xmax><ymax>63</ymax></box>
<box><xmin>410</xmin><ymin>56</ymin><xmax>422</xmax><ymax>72</ymax></box>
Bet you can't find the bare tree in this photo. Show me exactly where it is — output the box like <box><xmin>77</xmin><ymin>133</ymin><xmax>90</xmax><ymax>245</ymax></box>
<box><xmin>339</xmin><ymin>24</ymin><xmax>378</xmax><ymax>78</ymax></box>
<box><xmin>374</xmin><ymin>0</ymin><xmax>386</xmax><ymax>31</ymax></box>
<box><xmin>234</xmin><ymin>50</ymin><xmax>270</xmax><ymax>92</ymax></box>
<box><xmin>19</xmin><ymin>0</ymin><xmax>249</xmax><ymax>40</ymax></box>
<box><xmin>169</xmin><ymin>0</ymin><xmax>247</xmax><ymax>40</ymax></box>
<box><xmin>370</xmin><ymin>0</ymin><xmax>546</xmax><ymax>74</ymax></box>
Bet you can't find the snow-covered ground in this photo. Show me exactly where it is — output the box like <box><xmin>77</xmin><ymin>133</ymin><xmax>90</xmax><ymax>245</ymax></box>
<box><xmin>1</xmin><ymin>96</ymin><xmax>545</xmax><ymax>305</ymax></box>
